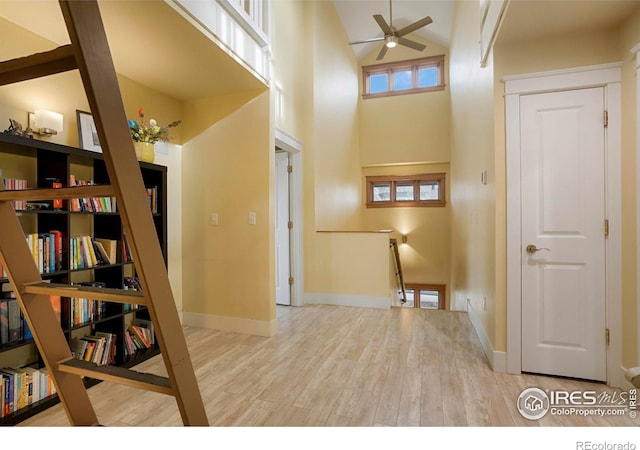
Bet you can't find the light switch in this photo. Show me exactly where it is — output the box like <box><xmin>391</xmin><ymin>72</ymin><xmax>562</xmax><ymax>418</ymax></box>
<box><xmin>210</xmin><ymin>213</ymin><xmax>219</xmax><ymax>226</ymax></box>
<box><xmin>249</xmin><ymin>212</ymin><xmax>256</xmax><ymax>225</ymax></box>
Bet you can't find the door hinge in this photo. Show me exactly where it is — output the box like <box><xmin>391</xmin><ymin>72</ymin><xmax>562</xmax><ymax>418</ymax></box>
<box><xmin>287</xmin><ymin>165</ymin><xmax>293</xmax><ymax>174</ymax></box>
<box><xmin>604</xmin><ymin>110</ymin><xmax>608</xmax><ymax>128</ymax></box>
<box><xmin>288</xmin><ymin>221</ymin><xmax>293</xmax><ymax>229</ymax></box>
<box><xmin>288</xmin><ymin>276</ymin><xmax>294</xmax><ymax>285</ymax></box>
<box><xmin>605</xmin><ymin>328</ymin><xmax>610</xmax><ymax>346</ymax></box>
<box><xmin>604</xmin><ymin>219</ymin><xmax>609</xmax><ymax>237</ymax></box>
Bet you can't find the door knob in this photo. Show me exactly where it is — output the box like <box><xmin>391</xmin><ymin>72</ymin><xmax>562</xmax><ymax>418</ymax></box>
<box><xmin>526</xmin><ymin>244</ymin><xmax>550</xmax><ymax>254</ymax></box>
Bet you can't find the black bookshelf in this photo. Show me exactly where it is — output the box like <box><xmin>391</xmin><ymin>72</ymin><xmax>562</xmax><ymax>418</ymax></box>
<box><xmin>0</xmin><ymin>133</ymin><xmax>167</xmax><ymax>425</ymax></box>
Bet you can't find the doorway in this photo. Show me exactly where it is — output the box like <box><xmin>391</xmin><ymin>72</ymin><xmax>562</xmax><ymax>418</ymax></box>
<box><xmin>274</xmin><ymin>128</ymin><xmax>303</xmax><ymax>307</ymax></box>
<box><xmin>275</xmin><ymin>150</ymin><xmax>291</xmax><ymax>306</ymax></box>
<box><xmin>505</xmin><ymin>63</ymin><xmax>622</xmax><ymax>385</ymax></box>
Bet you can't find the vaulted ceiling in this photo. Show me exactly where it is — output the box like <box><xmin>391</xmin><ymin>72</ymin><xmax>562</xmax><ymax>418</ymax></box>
<box><xmin>333</xmin><ymin>0</ymin><xmax>640</xmax><ymax>60</ymax></box>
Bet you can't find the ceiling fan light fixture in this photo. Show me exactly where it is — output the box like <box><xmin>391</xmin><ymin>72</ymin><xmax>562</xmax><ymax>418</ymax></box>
<box><xmin>385</xmin><ymin>35</ymin><xmax>398</xmax><ymax>48</ymax></box>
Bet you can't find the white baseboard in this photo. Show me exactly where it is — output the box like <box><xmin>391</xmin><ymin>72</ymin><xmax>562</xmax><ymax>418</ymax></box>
<box><xmin>181</xmin><ymin>311</ymin><xmax>278</xmax><ymax>337</ymax></box>
<box><xmin>304</xmin><ymin>292</ymin><xmax>391</xmax><ymax>309</ymax></box>
<box><xmin>466</xmin><ymin>299</ymin><xmax>506</xmax><ymax>373</ymax></box>
<box><xmin>619</xmin><ymin>365</ymin><xmax>639</xmax><ymax>391</ymax></box>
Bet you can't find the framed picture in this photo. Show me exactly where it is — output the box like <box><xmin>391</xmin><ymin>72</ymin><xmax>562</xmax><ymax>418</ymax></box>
<box><xmin>76</xmin><ymin>110</ymin><xmax>102</xmax><ymax>153</ymax></box>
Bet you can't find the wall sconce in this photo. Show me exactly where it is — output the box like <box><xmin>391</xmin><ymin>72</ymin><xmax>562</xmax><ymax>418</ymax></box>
<box><xmin>401</xmin><ymin>234</ymin><xmax>408</xmax><ymax>244</ymax></box>
<box><xmin>29</xmin><ymin>110</ymin><xmax>63</xmax><ymax>136</ymax></box>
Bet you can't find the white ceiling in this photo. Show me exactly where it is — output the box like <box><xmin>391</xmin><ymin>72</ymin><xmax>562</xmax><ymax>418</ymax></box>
<box><xmin>332</xmin><ymin>0</ymin><xmax>454</xmax><ymax>59</ymax></box>
<box><xmin>498</xmin><ymin>0</ymin><xmax>640</xmax><ymax>44</ymax></box>
<box><xmin>333</xmin><ymin>0</ymin><xmax>640</xmax><ymax>60</ymax></box>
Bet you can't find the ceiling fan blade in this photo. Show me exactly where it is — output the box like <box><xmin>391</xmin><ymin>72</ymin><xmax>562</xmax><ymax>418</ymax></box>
<box><xmin>349</xmin><ymin>37</ymin><xmax>386</xmax><ymax>46</ymax></box>
<box><xmin>396</xmin><ymin>16</ymin><xmax>433</xmax><ymax>37</ymax></box>
<box><xmin>376</xmin><ymin>44</ymin><xmax>389</xmax><ymax>61</ymax></box>
<box><xmin>397</xmin><ymin>37</ymin><xmax>426</xmax><ymax>52</ymax></box>
<box><xmin>373</xmin><ymin>14</ymin><xmax>393</xmax><ymax>35</ymax></box>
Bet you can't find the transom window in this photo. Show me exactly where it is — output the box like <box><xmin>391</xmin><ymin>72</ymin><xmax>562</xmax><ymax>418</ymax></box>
<box><xmin>366</xmin><ymin>173</ymin><xmax>446</xmax><ymax>208</ymax></box>
<box><xmin>362</xmin><ymin>55</ymin><xmax>445</xmax><ymax>99</ymax></box>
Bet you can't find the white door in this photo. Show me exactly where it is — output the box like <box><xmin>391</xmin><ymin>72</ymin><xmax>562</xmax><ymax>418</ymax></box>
<box><xmin>275</xmin><ymin>151</ymin><xmax>291</xmax><ymax>306</ymax></box>
<box><xmin>520</xmin><ymin>87</ymin><xmax>607</xmax><ymax>381</ymax></box>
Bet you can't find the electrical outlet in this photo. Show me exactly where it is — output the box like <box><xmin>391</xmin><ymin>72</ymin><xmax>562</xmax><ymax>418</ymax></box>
<box><xmin>249</xmin><ymin>212</ymin><xmax>256</xmax><ymax>225</ymax></box>
<box><xmin>210</xmin><ymin>213</ymin><xmax>219</xmax><ymax>226</ymax></box>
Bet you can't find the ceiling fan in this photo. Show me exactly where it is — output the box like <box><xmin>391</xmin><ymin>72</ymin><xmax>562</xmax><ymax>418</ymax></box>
<box><xmin>349</xmin><ymin>0</ymin><xmax>433</xmax><ymax>61</ymax></box>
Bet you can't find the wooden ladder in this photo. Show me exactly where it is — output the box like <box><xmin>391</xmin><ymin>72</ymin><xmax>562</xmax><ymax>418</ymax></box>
<box><xmin>0</xmin><ymin>1</ymin><xmax>208</xmax><ymax>426</ymax></box>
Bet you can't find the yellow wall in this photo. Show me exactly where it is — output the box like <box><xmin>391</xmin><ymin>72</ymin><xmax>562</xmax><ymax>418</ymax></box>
<box><xmin>618</xmin><ymin>8</ymin><xmax>640</xmax><ymax>367</ymax></box>
<box><xmin>0</xmin><ymin>16</ymin><xmax>186</xmax><ymax>310</ymax></box>
<box><xmin>272</xmin><ymin>0</ymin><xmax>371</xmax><ymax>298</ymax></box>
<box><xmin>358</xmin><ymin>39</ymin><xmax>452</xmax><ymax>304</ymax></box>
<box><xmin>181</xmin><ymin>92</ymin><xmax>274</xmax><ymax>326</ymax></box>
<box><xmin>359</xmin><ymin>39</ymin><xmax>451</xmax><ymax>166</ymax></box>
<box><xmin>311</xmin><ymin>1</ymin><xmax>363</xmax><ymax>232</ymax></box>
<box><xmin>362</xmin><ymin>163</ymin><xmax>451</xmax><ymax>304</ymax></box>
<box><xmin>449</xmin><ymin>1</ymin><xmax>497</xmax><ymax>347</ymax></box>
<box><xmin>309</xmin><ymin>232</ymin><xmax>390</xmax><ymax>298</ymax></box>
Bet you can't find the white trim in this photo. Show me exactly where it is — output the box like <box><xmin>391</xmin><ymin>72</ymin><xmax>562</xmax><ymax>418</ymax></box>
<box><xmin>275</xmin><ymin>128</ymin><xmax>303</xmax><ymax>307</ymax></box>
<box><xmin>633</xmin><ymin>43</ymin><xmax>640</xmax><ymax>367</ymax></box>
<box><xmin>304</xmin><ymin>293</ymin><xmax>391</xmax><ymax>310</ymax></box>
<box><xmin>182</xmin><ymin>311</ymin><xmax>278</xmax><ymax>337</ymax></box>
<box><xmin>620</xmin><ymin>366</ymin><xmax>639</xmax><ymax>392</ymax></box>
<box><xmin>467</xmin><ymin>299</ymin><xmax>507</xmax><ymax>373</ymax></box>
<box><xmin>502</xmin><ymin>63</ymin><xmax>622</xmax><ymax>95</ymax></box>
<box><xmin>505</xmin><ymin>64</ymin><xmax>622</xmax><ymax>386</ymax></box>
<box><xmin>167</xmin><ymin>0</ymin><xmax>270</xmax><ymax>85</ymax></box>
<box><xmin>275</xmin><ymin>128</ymin><xmax>303</xmax><ymax>154</ymax></box>
<box><xmin>216</xmin><ymin>0</ymin><xmax>269</xmax><ymax>48</ymax></box>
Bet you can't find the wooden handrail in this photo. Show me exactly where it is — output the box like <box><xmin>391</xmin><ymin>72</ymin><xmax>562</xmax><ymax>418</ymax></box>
<box><xmin>389</xmin><ymin>238</ymin><xmax>407</xmax><ymax>304</ymax></box>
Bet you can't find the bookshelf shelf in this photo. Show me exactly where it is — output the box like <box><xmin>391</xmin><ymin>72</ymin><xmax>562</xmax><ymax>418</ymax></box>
<box><xmin>0</xmin><ymin>132</ymin><xmax>167</xmax><ymax>425</ymax></box>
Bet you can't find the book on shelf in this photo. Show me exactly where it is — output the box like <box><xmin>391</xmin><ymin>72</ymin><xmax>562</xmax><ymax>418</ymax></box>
<box><xmin>69</xmin><ymin>289</ymin><xmax>106</xmax><ymax>326</ymax></box>
<box><xmin>2</xmin><ymin>178</ymin><xmax>27</xmax><ymax>211</ymax></box>
<box><xmin>94</xmin><ymin>238</ymin><xmax>117</xmax><ymax>265</ymax></box>
<box><xmin>70</xmin><ymin>235</ymin><xmax>109</xmax><ymax>269</ymax></box>
<box><xmin>69</xmin><ymin>174</ymin><xmax>116</xmax><ymax>213</ymax></box>
<box><xmin>80</xmin><ymin>335</ymin><xmax>105</xmax><ymax>365</ymax></box>
<box><xmin>121</xmin><ymin>233</ymin><xmax>132</xmax><ymax>263</ymax></box>
<box><xmin>0</xmin><ymin>369</ymin><xmax>16</xmax><ymax>416</ymax></box>
<box><xmin>133</xmin><ymin>317</ymin><xmax>155</xmax><ymax>345</ymax></box>
<box><xmin>146</xmin><ymin>186</ymin><xmax>158</xmax><ymax>214</ymax></box>
<box><xmin>128</xmin><ymin>325</ymin><xmax>151</xmax><ymax>349</ymax></box>
<box><xmin>24</xmin><ymin>232</ymin><xmax>62</xmax><ymax>274</ymax></box>
<box><xmin>0</xmin><ymin>366</ymin><xmax>56</xmax><ymax>417</ymax></box>
<box><xmin>73</xmin><ymin>332</ymin><xmax>116</xmax><ymax>366</ymax></box>
<box><xmin>12</xmin><ymin>367</ymin><xmax>35</xmax><ymax>407</ymax></box>
<box><xmin>0</xmin><ymin>299</ymin><xmax>8</xmax><ymax>345</ymax></box>
<box><xmin>94</xmin><ymin>331</ymin><xmax>116</xmax><ymax>366</ymax></box>
<box><xmin>70</xmin><ymin>337</ymin><xmax>88</xmax><ymax>360</ymax></box>
<box><xmin>7</xmin><ymin>299</ymin><xmax>21</xmax><ymax>344</ymax></box>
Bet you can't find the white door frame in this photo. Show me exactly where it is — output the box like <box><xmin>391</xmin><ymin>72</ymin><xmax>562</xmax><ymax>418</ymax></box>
<box><xmin>275</xmin><ymin>128</ymin><xmax>303</xmax><ymax>307</ymax></box>
<box><xmin>504</xmin><ymin>63</ymin><xmax>622</xmax><ymax>387</ymax></box>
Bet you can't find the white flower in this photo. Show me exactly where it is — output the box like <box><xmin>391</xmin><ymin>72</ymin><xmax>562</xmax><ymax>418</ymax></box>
<box><xmin>149</xmin><ymin>119</ymin><xmax>157</xmax><ymax>127</ymax></box>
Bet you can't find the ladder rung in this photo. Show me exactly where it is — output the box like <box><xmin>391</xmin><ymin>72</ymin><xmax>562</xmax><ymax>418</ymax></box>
<box><xmin>57</xmin><ymin>358</ymin><xmax>173</xmax><ymax>396</ymax></box>
<box><xmin>23</xmin><ymin>282</ymin><xmax>146</xmax><ymax>306</ymax></box>
<box><xmin>0</xmin><ymin>185</ymin><xmax>114</xmax><ymax>202</ymax></box>
<box><xmin>0</xmin><ymin>45</ymin><xmax>77</xmax><ymax>86</ymax></box>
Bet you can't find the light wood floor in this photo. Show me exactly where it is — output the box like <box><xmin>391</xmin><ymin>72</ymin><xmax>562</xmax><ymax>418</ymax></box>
<box><xmin>17</xmin><ymin>305</ymin><xmax>640</xmax><ymax>427</ymax></box>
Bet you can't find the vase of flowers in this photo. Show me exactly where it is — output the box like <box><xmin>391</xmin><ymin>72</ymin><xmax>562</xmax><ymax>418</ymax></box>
<box><xmin>128</xmin><ymin>107</ymin><xmax>181</xmax><ymax>163</ymax></box>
